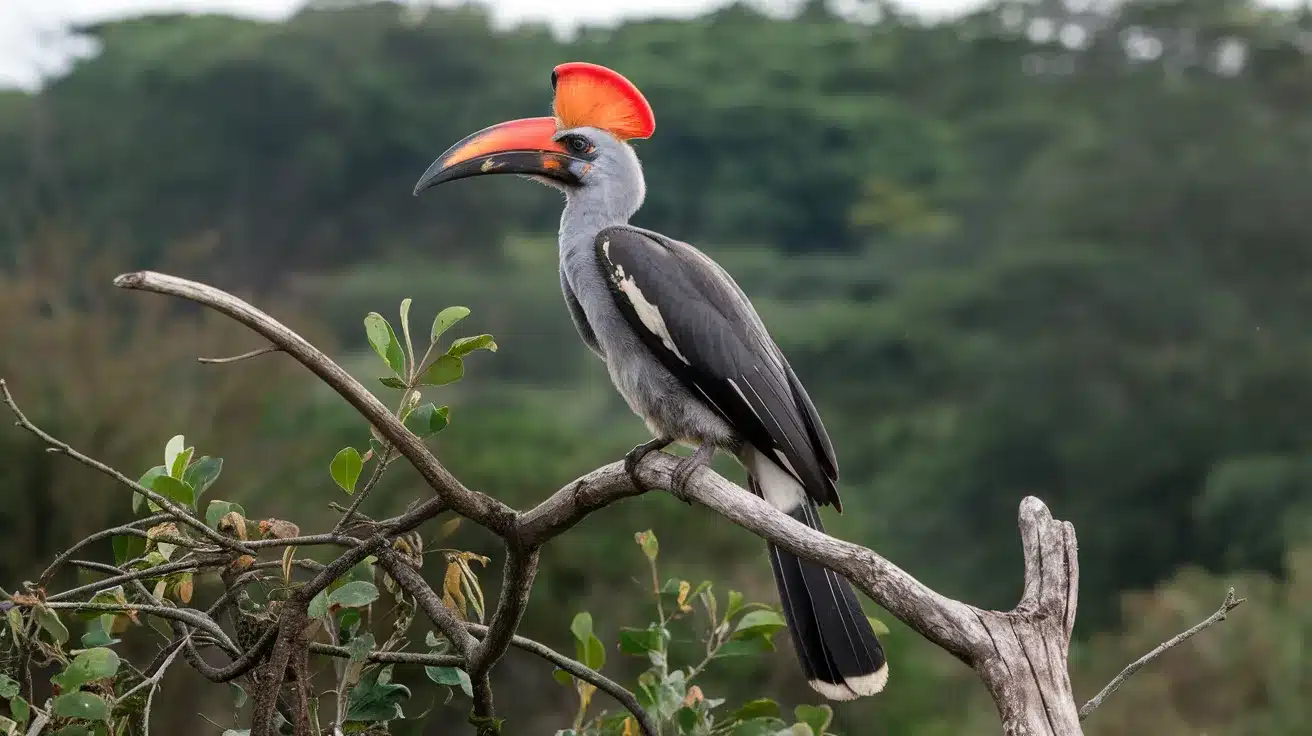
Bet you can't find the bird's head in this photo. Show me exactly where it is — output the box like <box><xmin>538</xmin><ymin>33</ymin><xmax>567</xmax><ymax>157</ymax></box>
<box><xmin>412</xmin><ymin>62</ymin><xmax>653</xmax><ymax>207</ymax></box>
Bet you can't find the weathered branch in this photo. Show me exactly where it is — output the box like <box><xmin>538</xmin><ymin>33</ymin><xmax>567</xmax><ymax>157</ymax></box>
<box><xmin>37</xmin><ymin>515</ymin><xmax>169</xmax><ymax>588</ymax></box>
<box><xmin>1078</xmin><ymin>587</ymin><xmax>1245</xmax><ymax>720</ymax></box>
<box><xmin>113</xmin><ymin>271</ymin><xmax>518</xmax><ymax>535</ymax></box>
<box><xmin>197</xmin><ymin>345</ymin><xmax>281</xmax><ymax>364</ymax></box>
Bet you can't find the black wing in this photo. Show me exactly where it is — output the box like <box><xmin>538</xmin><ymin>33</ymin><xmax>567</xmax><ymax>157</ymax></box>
<box><xmin>595</xmin><ymin>225</ymin><xmax>842</xmax><ymax>509</ymax></box>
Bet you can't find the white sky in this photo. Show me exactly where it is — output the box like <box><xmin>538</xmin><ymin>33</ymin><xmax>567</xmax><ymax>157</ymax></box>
<box><xmin>0</xmin><ymin>0</ymin><xmax>1305</xmax><ymax>89</ymax></box>
<box><xmin>0</xmin><ymin>0</ymin><xmax>988</xmax><ymax>88</ymax></box>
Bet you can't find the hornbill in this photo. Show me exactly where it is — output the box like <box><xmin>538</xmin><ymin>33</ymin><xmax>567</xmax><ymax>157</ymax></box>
<box><xmin>413</xmin><ymin>62</ymin><xmax>887</xmax><ymax>700</ymax></box>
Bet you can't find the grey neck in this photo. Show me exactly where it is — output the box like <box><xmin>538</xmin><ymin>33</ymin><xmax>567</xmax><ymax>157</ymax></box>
<box><xmin>559</xmin><ymin>187</ymin><xmax>638</xmax><ymax>258</ymax></box>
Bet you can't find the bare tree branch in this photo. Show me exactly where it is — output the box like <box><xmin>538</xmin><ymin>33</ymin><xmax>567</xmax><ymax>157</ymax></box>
<box><xmin>1078</xmin><ymin>587</ymin><xmax>1246</xmax><ymax>720</ymax></box>
<box><xmin>113</xmin><ymin>271</ymin><xmax>518</xmax><ymax>535</ymax></box>
<box><xmin>197</xmin><ymin>345</ymin><xmax>281</xmax><ymax>364</ymax></box>
<box><xmin>37</xmin><ymin>515</ymin><xmax>169</xmax><ymax>588</ymax></box>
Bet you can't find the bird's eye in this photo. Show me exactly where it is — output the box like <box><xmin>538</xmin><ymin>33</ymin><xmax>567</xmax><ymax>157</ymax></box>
<box><xmin>566</xmin><ymin>136</ymin><xmax>592</xmax><ymax>155</ymax></box>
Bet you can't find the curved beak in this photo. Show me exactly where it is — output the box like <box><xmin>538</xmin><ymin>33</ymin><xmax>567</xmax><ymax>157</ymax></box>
<box><xmin>413</xmin><ymin>116</ymin><xmax>591</xmax><ymax>195</ymax></box>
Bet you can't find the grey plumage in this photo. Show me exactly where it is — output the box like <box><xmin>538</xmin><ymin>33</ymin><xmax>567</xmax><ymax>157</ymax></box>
<box><xmin>415</xmin><ymin>94</ymin><xmax>888</xmax><ymax>701</ymax></box>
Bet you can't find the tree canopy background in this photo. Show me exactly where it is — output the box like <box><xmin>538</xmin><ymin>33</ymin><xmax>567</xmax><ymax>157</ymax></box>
<box><xmin>1</xmin><ymin>0</ymin><xmax>1309</xmax><ymax>733</ymax></box>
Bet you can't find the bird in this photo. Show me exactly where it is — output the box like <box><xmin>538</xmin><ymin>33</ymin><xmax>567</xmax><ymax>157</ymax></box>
<box><xmin>413</xmin><ymin>62</ymin><xmax>887</xmax><ymax>701</ymax></box>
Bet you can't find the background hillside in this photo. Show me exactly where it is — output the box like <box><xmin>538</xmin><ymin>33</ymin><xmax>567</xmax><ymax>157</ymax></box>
<box><xmin>1</xmin><ymin>0</ymin><xmax>1310</xmax><ymax>733</ymax></box>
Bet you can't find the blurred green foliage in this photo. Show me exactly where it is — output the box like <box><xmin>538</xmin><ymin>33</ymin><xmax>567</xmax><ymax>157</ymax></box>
<box><xmin>2</xmin><ymin>0</ymin><xmax>1311</xmax><ymax>732</ymax></box>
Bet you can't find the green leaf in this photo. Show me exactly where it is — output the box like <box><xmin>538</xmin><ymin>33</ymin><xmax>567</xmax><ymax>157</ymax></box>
<box><xmin>419</xmin><ymin>355</ymin><xmax>464</xmax><ymax>386</ymax></box>
<box><xmin>345</xmin><ymin>665</ymin><xmax>410</xmax><ymax>722</ymax></box>
<box><xmin>725</xmin><ymin>590</ymin><xmax>745</xmax><ymax>622</ymax></box>
<box><xmin>430</xmin><ymin>306</ymin><xmax>470</xmax><ymax>343</ymax></box>
<box><xmin>731</xmin><ymin>699</ymin><xmax>780</xmax><ymax>721</ymax></box>
<box><xmin>163</xmin><ymin>435</ymin><xmax>186</xmax><ymax>478</ymax></box>
<box><xmin>307</xmin><ymin>589</ymin><xmax>329</xmax><ymax>619</ymax></box>
<box><xmin>569</xmin><ymin>612</ymin><xmax>593</xmax><ymax>646</ymax></box>
<box><xmin>182</xmin><ymin>456</ymin><xmax>223</xmax><ymax>499</ymax></box>
<box><xmin>404</xmin><ymin>403</ymin><xmax>449</xmax><ymax>438</ymax></box>
<box><xmin>618</xmin><ymin>627</ymin><xmax>662</xmax><ymax>655</ymax></box>
<box><xmin>447</xmin><ymin>334</ymin><xmax>497</xmax><ymax>357</ymax></box>
<box><xmin>150</xmin><ymin>475</ymin><xmax>195</xmax><ymax>510</ymax></box>
<box><xmin>364</xmin><ymin>312</ymin><xmax>406</xmax><ymax>377</ymax></box>
<box><xmin>346</xmin><ymin>633</ymin><xmax>375</xmax><ymax>663</ymax></box>
<box><xmin>204</xmin><ymin>501</ymin><xmax>246</xmax><ymax>531</ymax></box>
<box><xmin>328</xmin><ymin>581</ymin><xmax>379</xmax><ymax>610</ymax></box>
<box><xmin>330</xmin><ymin>447</ymin><xmax>364</xmax><ymax>495</ymax></box>
<box><xmin>109</xmin><ymin>534</ymin><xmax>144</xmax><ymax>566</ymax></box>
<box><xmin>424</xmin><ymin>666</ymin><xmax>473</xmax><ymax>698</ymax></box>
<box><xmin>35</xmin><ymin>606</ymin><xmax>68</xmax><ymax>645</ymax></box>
<box><xmin>732</xmin><ymin>610</ymin><xmax>786</xmax><ymax>640</ymax></box>
<box><xmin>51</xmin><ymin>692</ymin><xmax>108</xmax><ymax>721</ymax></box>
<box><xmin>635</xmin><ymin>530</ymin><xmax>659</xmax><ymax>561</ymax></box>
<box><xmin>0</xmin><ymin>716</ymin><xmax>16</xmax><ymax>736</ymax></box>
<box><xmin>79</xmin><ymin>619</ymin><xmax>114</xmax><ymax>649</ymax></box>
<box><xmin>9</xmin><ymin>696</ymin><xmax>28</xmax><ymax>726</ymax></box>
<box><xmin>399</xmin><ymin>298</ymin><xmax>415</xmax><ymax>367</ymax></box>
<box><xmin>867</xmin><ymin>616</ymin><xmax>890</xmax><ymax>636</ymax></box>
<box><xmin>132</xmin><ymin>466</ymin><xmax>166</xmax><ymax>515</ymax></box>
<box><xmin>50</xmin><ymin>727</ymin><xmax>92</xmax><ymax>736</ymax></box>
<box><xmin>677</xmin><ymin>707</ymin><xmax>699</xmax><ymax>731</ymax></box>
<box><xmin>794</xmin><ymin>704</ymin><xmax>833</xmax><ymax>735</ymax></box>
<box><xmin>378</xmin><ymin>376</ymin><xmax>407</xmax><ymax>389</ymax></box>
<box><xmin>229</xmin><ymin>682</ymin><xmax>247</xmax><ymax>709</ymax></box>
<box><xmin>0</xmin><ymin>674</ymin><xmax>18</xmax><ymax>699</ymax></box>
<box><xmin>170</xmin><ymin>447</ymin><xmax>194</xmax><ymax>481</ymax></box>
<box><xmin>52</xmin><ymin>648</ymin><xmax>120</xmax><ymax>691</ymax></box>
<box><xmin>583</xmin><ymin>633</ymin><xmax>605</xmax><ymax>671</ymax></box>
<box><xmin>551</xmin><ymin>668</ymin><xmax>573</xmax><ymax>687</ymax></box>
<box><xmin>74</xmin><ymin>588</ymin><xmax>127</xmax><ymax>622</ymax></box>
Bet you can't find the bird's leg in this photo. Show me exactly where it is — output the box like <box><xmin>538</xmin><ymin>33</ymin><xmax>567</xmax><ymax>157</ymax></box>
<box><xmin>670</xmin><ymin>443</ymin><xmax>717</xmax><ymax>504</ymax></box>
<box><xmin>625</xmin><ymin>435</ymin><xmax>674</xmax><ymax>493</ymax></box>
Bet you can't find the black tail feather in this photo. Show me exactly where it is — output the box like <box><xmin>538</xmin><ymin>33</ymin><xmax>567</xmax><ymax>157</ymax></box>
<box><xmin>751</xmin><ymin>477</ymin><xmax>888</xmax><ymax>700</ymax></box>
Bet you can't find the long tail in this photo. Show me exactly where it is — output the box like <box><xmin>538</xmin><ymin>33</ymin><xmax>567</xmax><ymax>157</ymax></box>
<box><xmin>749</xmin><ymin>475</ymin><xmax>888</xmax><ymax>701</ymax></box>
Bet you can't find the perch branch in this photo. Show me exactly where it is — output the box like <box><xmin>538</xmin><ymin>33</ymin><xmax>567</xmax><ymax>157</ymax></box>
<box><xmin>1078</xmin><ymin>587</ymin><xmax>1246</xmax><ymax>720</ymax></box>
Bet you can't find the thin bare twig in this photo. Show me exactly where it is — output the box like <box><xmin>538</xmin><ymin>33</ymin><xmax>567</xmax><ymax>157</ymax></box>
<box><xmin>38</xmin><ymin>515</ymin><xmax>169</xmax><ymax>587</ymax></box>
<box><xmin>40</xmin><ymin>601</ymin><xmax>238</xmax><ymax>654</ymax></box>
<box><xmin>466</xmin><ymin>623</ymin><xmax>657</xmax><ymax>736</ymax></box>
<box><xmin>197</xmin><ymin>345</ymin><xmax>281</xmax><ymax>364</ymax></box>
<box><xmin>0</xmin><ymin>379</ymin><xmax>255</xmax><ymax>556</ymax></box>
<box><xmin>1078</xmin><ymin>587</ymin><xmax>1246</xmax><ymax>720</ymax></box>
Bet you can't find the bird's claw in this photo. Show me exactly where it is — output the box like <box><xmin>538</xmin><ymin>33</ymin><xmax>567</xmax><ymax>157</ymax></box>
<box><xmin>670</xmin><ymin>444</ymin><xmax>715</xmax><ymax>505</ymax></box>
<box><xmin>625</xmin><ymin>436</ymin><xmax>673</xmax><ymax>494</ymax></box>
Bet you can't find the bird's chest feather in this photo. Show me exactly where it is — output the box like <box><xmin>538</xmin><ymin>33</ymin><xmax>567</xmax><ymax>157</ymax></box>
<box><xmin>560</xmin><ymin>248</ymin><xmax>735</xmax><ymax>446</ymax></box>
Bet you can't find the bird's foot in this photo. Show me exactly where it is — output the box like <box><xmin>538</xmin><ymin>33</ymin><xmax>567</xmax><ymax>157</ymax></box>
<box><xmin>625</xmin><ymin>436</ymin><xmax>674</xmax><ymax>493</ymax></box>
<box><xmin>670</xmin><ymin>443</ymin><xmax>716</xmax><ymax>504</ymax></box>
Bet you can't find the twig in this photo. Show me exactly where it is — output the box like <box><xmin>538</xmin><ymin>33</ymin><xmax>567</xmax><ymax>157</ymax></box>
<box><xmin>49</xmin><ymin>558</ymin><xmax>223</xmax><ymax>602</ymax></box>
<box><xmin>41</xmin><ymin>602</ymin><xmax>238</xmax><ymax>654</ymax></box>
<box><xmin>119</xmin><ymin>634</ymin><xmax>188</xmax><ymax>735</ymax></box>
<box><xmin>24</xmin><ymin>712</ymin><xmax>48</xmax><ymax>736</ymax></box>
<box><xmin>0</xmin><ymin>379</ymin><xmax>255</xmax><ymax>556</ymax></box>
<box><xmin>38</xmin><ymin>516</ymin><xmax>169</xmax><ymax>587</ymax></box>
<box><xmin>466</xmin><ymin>623</ymin><xmax>657</xmax><ymax>736</ymax></box>
<box><xmin>197</xmin><ymin>345</ymin><xmax>281</xmax><ymax>364</ymax></box>
<box><xmin>307</xmin><ymin>643</ymin><xmax>463</xmax><ymax>668</ymax></box>
<box><xmin>375</xmin><ymin>548</ymin><xmax>478</xmax><ymax>656</ymax></box>
<box><xmin>1078</xmin><ymin>587</ymin><xmax>1246</xmax><ymax>720</ymax></box>
<box><xmin>333</xmin><ymin>446</ymin><xmax>394</xmax><ymax>534</ymax></box>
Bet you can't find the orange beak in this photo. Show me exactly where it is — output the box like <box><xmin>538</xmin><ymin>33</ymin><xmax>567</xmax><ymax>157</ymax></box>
<box><xmin>413</xmin><ymin>116</ymin><xmax>590</xmax><ymax>194</ymax></box>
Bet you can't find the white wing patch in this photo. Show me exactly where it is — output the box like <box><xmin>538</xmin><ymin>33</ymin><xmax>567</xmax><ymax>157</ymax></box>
<box><xmin>602</xmin><ymin>239</ymin><xmax>691</xmax><ymax>365</ymax></box>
